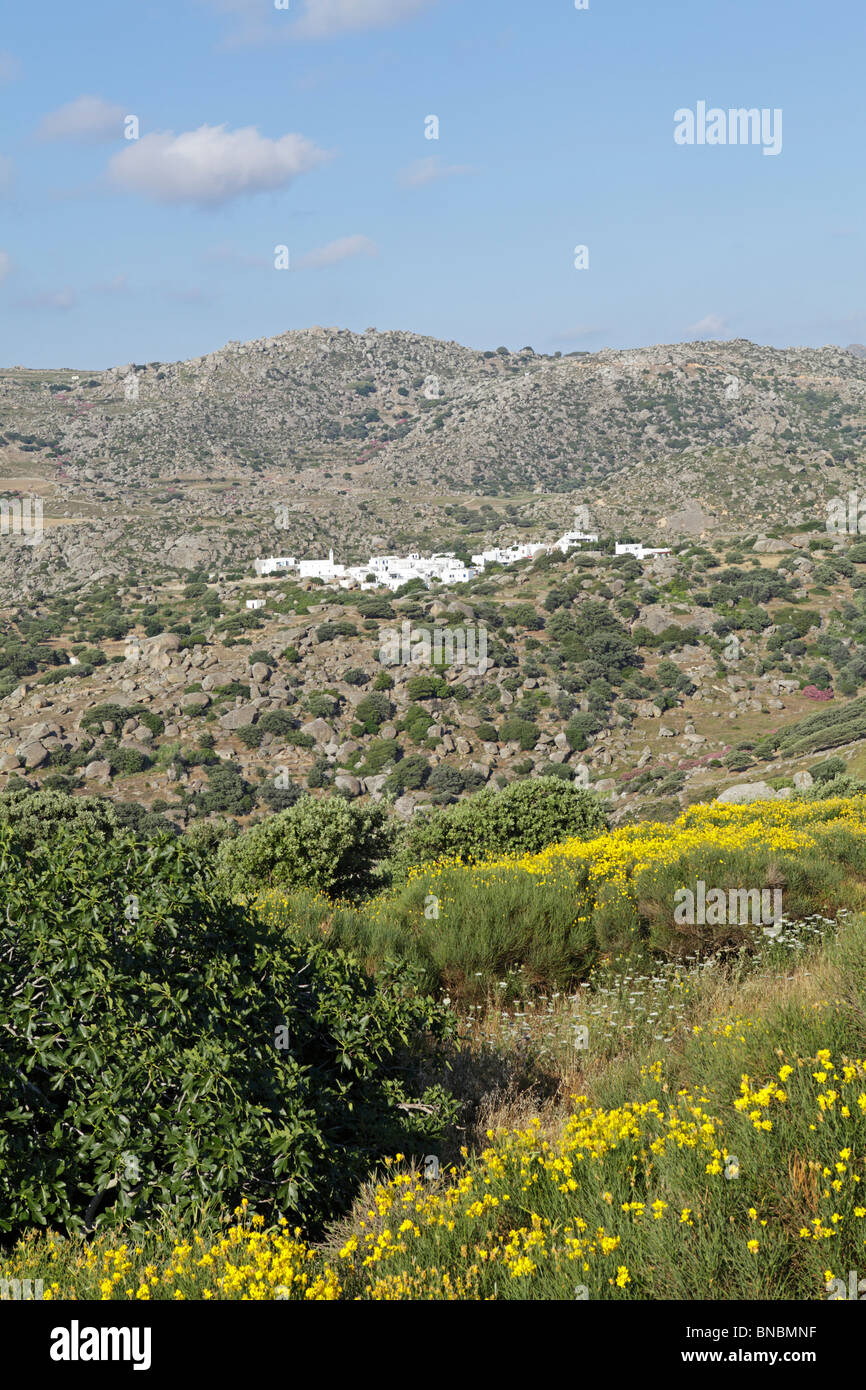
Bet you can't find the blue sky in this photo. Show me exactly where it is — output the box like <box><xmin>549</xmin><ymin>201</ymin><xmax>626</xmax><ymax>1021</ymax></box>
<box><xmin>0</xmin><ymin>0</ymin><xmax>863</xmax><ymax>367</ymax></box>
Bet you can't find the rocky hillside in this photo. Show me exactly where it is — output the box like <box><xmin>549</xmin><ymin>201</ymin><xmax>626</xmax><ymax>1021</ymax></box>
<box><xmin>5</xmin><ymin>526</ymin><xmax>866</xmax><ymax>831</ymax></box>
<box><xmin>2</xmin><ymin>331</ymin><xmax>866</xmax><ymax>598</ymax></box>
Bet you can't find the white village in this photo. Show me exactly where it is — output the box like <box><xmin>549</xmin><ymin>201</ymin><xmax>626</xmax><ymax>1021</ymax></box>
<box><xmin>252</xmin><ymin>516</ymin><xmax>671</xmax><ymax>597</ymax></box>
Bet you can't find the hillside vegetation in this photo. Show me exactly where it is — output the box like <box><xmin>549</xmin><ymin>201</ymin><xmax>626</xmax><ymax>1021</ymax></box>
<box><xmin>2</xmin><ymin>792</ymin><xmax>866</xmax><ymax>1299</ymax></box>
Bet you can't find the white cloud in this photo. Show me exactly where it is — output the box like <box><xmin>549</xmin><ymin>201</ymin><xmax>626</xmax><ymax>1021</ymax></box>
<box><xmin>36</xmin><ymin>95</ymin><xmax>126</xmax><ymax>143</ymax></box>
<box><xmin>398</xmin><ymin>155</ymin><xmax>476</xmax><ymax>188</ymax></box>
<box><xmin>0</xmin><ymin>250</ymin><xmax>12</xmax><ymax>283</ymax></box>
<box><xmin>294</xmin><ymin>234</ymin><xmax>378</xmax><ymax>269</ymax></box>
<box><xmin>290</xmin><ymin>0</ymin><xmax>437</xmax><ymax>39</ymax></box>
<box><xmin>13</xmin><ymin>288</ymin><xmax>77</xmax><ymax>311</ymax></box>
<box><xmin>199</xmin><ymin>0</ymin><xmax>437</xmax><ymax>44</ymax></box>
<box><xmin>107</xmin><ymin>124</ymin><xmax>331</xmax><ymax>206</ymax></box>
<box><xmin>687</xmin><ymin>313</ymin><xmax>729</xmax><ymax>339</ymax></box>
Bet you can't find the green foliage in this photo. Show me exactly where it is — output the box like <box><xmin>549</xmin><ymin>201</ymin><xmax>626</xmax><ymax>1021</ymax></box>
<box><xmin>305</xmin><ymin>693</ymin><xmax>339</xmax><ymax>718</ymax></box>
<box><xmin>316</xmin><ymin>620</ymin><xmax>358</xmax><ymax>643</ymax></box>
<box><xmin>499</xmin><ymin>717</ymin><xmax>539</xmax><ymax>751</ymax></box>
<box><xmin>406</xmin><ymin>674</ymin><xmax>449</xmax><ymax>701</ymax></box>
<box><xmin>360</xmin><ymin>738</ymin><xmax>400</xmax><ymax>774</ymax></box>
<box><xmin>402</xmin><ymin>704</ymin><xmax>434</xmax><ymax>743</ymax></box>
<box><xmin>426</xmin><ymin>765</ymin><xmax>466</xmax><ymax>803</ymax></box>
<box><xmin>402</xmin><ymin>777</ymin><xmax>608</xmax><ymax>867</ymax></box>
<box><xmin>565</xmin><ymin>713</ymin><xmax>603</xmax><ymax>752</ymax></box>
<box><xmin>775</xmin><ymin>696</ymin><xmax>866</xmax><ymax>757</ymax></box>
<box><xmin>192</xmin><ymin>764</ymin><xmax>256</xmax><ymax>817</ymax></box>
<box><xmin>385</xmin><ymin>753</ymin><xmax>430</xmax><ymax>793</ymax></box>
<box><xmin>809</xmin><ymin>757</ymin><xmax>846</xmax><ymax>784</ymax></box>
<box><xmin>355</xmin><ymin>692</ymin><xmax>392</xmax><ymax>735</ymax></box>
<box><xmin>508</xmin><ymin>603</ymin><xmax>544</xmax><ymax>630</ymax></box>
<box><xmin>259</xmin><ymin>711</ymin><xmax>301</xmax><ymax>736</ymax></box>
<box><xmin>217</xmin><ymin>796</ymin><xmax>397</xmax><ymax>900</ymax></box>
<box><xmin>106</xmin><ymin>747</ymin><xmax>151</xmax><ymax>777</ymax></box>
<box><xmin>0</xmin><ymin>824</ymin><xmax>454</xmax><ymax>1238</ymax></box>
<box><xmin>80</xmin><ymin>703</ymin><xmax>132</xmax><ymax>733</ymax></box>
<box><xmin>0</xmin><ymin>788</ymin><xmax>119</xmax><ymax>852</ymax></box>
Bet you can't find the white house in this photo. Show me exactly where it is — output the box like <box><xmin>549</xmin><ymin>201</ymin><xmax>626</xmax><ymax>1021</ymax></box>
<box><xmin>298</xmin><ymin>549</ymin><xmax>347</xmax><ymax>581</ymax></box>
<box><xmin>615</xmin><ymin>542</ymin><xmax>672</xmax><ymax>561</ymax></box>
<box><xmin>246</xmin><ymin>598</ymin><xmax>266</xmax><ymax>610</ymax></box>
<box><xmin>555</xmin><ymin>530</ymin><xmax>599</xmax><ymax>553</ymax></box>
<box><xmin>256</xmin><ymin>555</ymin><xmax>298</xmax><ymax>576</ymax></box>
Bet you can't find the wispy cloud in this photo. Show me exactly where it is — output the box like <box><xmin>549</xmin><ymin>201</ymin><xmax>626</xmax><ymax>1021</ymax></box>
<box><xmin>13</xmin><ymin>287</ymin><xmax>77</xmax><ymax>311</ymax></box>
<box><xmin>290</xmin><ymin>0</ymin><xmax>438</xmax><ymax>40</ymax></box>
<box><xmin>294</xmin><ymin>234</ymin><xmax>378</xmax><ymax>269</ymax></box>
<box><xmin>36</xmin><ymin>95</ymin><xmax>127</xmax><ymax>143</ymax></box>
<box><xmin>397</xmin><ymin>155</ymin><xmax>477</xmax><ymax>188</ymax></box>
<box><xmin>687</xmin><ymin>313</ymin><xmax>729</xmax><ymax>339</ymax></box>
<box><xmin>107</xmin><ymin>124</ymin><xmax>332</xmax><ymax>206</ymax></box>
<box><xmin>200</xmin><ymin>0</ymin><xmax>438</xmax><ymax>44</ymax></box>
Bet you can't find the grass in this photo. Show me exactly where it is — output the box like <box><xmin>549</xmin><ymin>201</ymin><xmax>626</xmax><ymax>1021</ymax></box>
<box><xmin>255</xmin><ymin>796</ymin><xmax>866</xmax><ymax>1002</ymax></box>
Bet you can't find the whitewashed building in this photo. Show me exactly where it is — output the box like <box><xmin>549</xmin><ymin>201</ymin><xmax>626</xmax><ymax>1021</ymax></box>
<box><xmin>555</xmin><ymin>530</ymin><xmax>599</xmax><ymax>553</ymax></box>
<box><xmin>615</xmin><ymin>542</ymin><xmax>672</xmax><ymax>561</ymax></box>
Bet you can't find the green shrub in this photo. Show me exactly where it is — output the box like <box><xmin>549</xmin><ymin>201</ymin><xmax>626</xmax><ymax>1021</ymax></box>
<box><xmin>259</xmin><ymin>711</ymin><xmax>301</xmax><ymax>736</ymax></box>
<box><xmin>426</xmin><ymin>765</ymin><xmax>466</xmax><ymax>804</ymax></box>
<box><xmin>402</xmin><ymin>777</ymin><xmax>607</xmax><ymax>866</ymax></box>
<box><xmin>406</xmin><ymin>675</ymin><xmax>449</xmax><ymax>701</ymax></box>
<box><xmin>810</xmin><ymin>757</ymin><xmax>846</xmax><ymax>785</ymax></box>
<box><xmin>80</xmin><ymin>703</ymin><xmax>132</xmax><ymax>734</ymax></box>
<box><xmin>499</xmin><ymin>717</ymin><xmax>539</xmax><ymax>751</ymax></box>
<box><xmin>355</xmin><ymin>693</ymin><xmax>392</xmax><ymax>735</ymax></box>
<box><xmin>385</xmin><ymin>754</ymin><xmax>430</xmax><ymax>793</ymax></box>
<box><xmin>217</xmin><ymin>796</ymin><xmax>396</xmax><ymax>900</ymax></box>
<box><xmin>0</xmin><ymin>788</ymin><xmax>118</xmax><ymax>852</ymax></box>
<box><xmin>192</xmin><ymin>765</ymin><xmax>256</xmax><ymax>817</ymax></box>
<box><xmin>361</xmin><ymin>739</ymin><xmax>400</xmax><ymax>774</ymax></box>
<box><xmin>565</xmin><ymin>713</ymin><xmax>602</xmax><ymax>752</ymax></box>
<box><xmin>305</xmin><ymin>694</ymin><xmax>338</xmax><ymax>719</ymax></box>
<box><xmin>0</xmin><ymin>823</ymin><xmax>454</xmax><ymax>1238</ymax></box>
